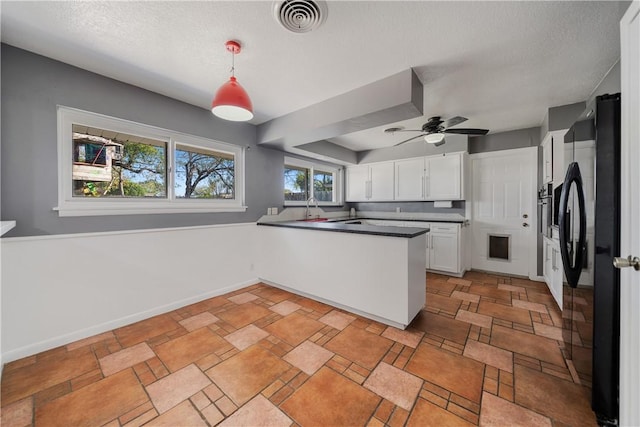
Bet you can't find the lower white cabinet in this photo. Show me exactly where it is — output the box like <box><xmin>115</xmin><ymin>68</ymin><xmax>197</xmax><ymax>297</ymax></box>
<box><xmin>543</xmin><ymin>235</ymin><xmax>563</xmax><ymax>309</ymax></box>
<box><xmin>392</xmin><ymin>221</ymin><xmax>462</xmax><ymax>275</ymax></box>
<box><xmin>428</xmin><ymin>223</ymin><xmax>460</xmax><ymax>273</ymax></box>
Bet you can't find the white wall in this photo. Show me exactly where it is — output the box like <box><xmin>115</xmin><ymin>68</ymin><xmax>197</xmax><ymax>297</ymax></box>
<box><xmin>1</xmin><ymin>223</ymin><xmax>258</xmax><ymax>362</ymax></box>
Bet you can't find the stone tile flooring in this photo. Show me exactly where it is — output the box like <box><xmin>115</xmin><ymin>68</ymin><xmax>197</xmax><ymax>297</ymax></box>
<box><xmin>0</xmin><ymin>272</ymin><xmax>598</xmax><ymax>426</ymax></box>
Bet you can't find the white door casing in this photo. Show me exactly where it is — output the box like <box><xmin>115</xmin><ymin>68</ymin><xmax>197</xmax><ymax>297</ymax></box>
<box><xmin>471</xmin><ymin>147</ymin><xmax>537</xmax><ymax>278</ymax></box>
<box><xmin>619</xmin><ymin>2</ymin><xmax>640</xmax><ymax>425</ymax></box>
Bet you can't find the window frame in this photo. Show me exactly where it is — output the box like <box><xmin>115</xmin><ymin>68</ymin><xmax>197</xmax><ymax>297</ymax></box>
<box><xmin>56</xmin><ymin>106</ymin><xmax>246</xmax><ymax>217</ymax></box>
<box><xmin>283</xmin><ymin>156</ymin><xmax>343</xmax><ymax>206</ymax></box>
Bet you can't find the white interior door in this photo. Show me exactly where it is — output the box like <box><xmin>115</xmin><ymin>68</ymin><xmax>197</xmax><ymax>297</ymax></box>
<box><xmin>471</xmin><ymin>147</ymin><xmax>537</xmax><ymax>277</ymax></box>
<box><xmin>619</xmin><ymin>2</ymin><xmax>640</xmax><ymax>425</ymax></box>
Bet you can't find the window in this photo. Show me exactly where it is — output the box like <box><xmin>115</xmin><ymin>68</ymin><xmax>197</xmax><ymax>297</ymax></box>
<box><xmin>57</xmin><ymin>106</ymin><xmax>246</xmax><ymax>216</ymax></box>
<box><xmin>283</xmin><ymin>157</ymin><xmax>342</xmax><ymax>206</ymax></box>
<box><xmin>284</xmin><ymin>165</ymin><xmax>309</xmax><ymax>202</ymax></box>
<box><xmin>175</xmin><ymin>144</ymin><xmax>235</xmax><ymax>199</ymax></box>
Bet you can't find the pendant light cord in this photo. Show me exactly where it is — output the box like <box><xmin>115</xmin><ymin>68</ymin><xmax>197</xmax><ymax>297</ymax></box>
<box><xmin>230</xmin><ymin>50</ymin><xmax>235</xmax><ymax>77</ymax></box>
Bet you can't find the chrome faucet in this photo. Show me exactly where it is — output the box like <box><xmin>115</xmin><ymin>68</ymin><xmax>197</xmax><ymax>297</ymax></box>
<box><xmin>305</xmin><ymin>196</ymin><xmax>318</xmax><ymax>219</ymax></box>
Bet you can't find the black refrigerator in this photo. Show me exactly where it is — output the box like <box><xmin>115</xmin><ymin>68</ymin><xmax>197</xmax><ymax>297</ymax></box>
<box><xmin>559</xmin><ymin>93</ymin><xmax>621</xmax><ymax>426</ymax></box>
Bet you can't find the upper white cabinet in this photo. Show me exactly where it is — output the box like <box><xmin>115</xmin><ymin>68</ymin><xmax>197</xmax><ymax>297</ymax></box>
<box><xmin>346</xmin><ymin>162</ymin><xmax>394</xmax><ymax>201</ymax></box>
<box><xmin>541</xmin><ymin>130</ymin><xmax>567</xmax><ymax>185</ymax></box>
<box><xmin>426</xmin><ymin>153</ymin><xmax>463</xmax><ymax>200</ymax></box>
<box><xmin>389</xmin><ymin>151</ymin><xmax>465</xmax><ymax>202</ymax></box>
<box><xmin>542</xmin><ymin>137</ymin><xmax>553</xmax><ymax>183</ymax></box>
<box><xmin>395</xmin><ymin>157</ymin><xmax>425</xmax><ymax>200</ymax></box>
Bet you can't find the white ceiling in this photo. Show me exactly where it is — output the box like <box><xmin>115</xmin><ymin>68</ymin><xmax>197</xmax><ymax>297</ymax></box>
<box><xmin>1</xmin><ymin>1</ymin><xmax>629</xmax><ymax>152</ymax></box>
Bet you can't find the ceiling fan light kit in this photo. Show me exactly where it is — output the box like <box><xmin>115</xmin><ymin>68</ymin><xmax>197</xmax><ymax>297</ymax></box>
<box><xmin>424</xmin><ymin>133</ymin><xmax>445</xmax><ymax>144</ymax></box>
<box><xmin>211</xmin><ymin>40</ymin><xmax>254</xmax><ymax>122</ymax></box>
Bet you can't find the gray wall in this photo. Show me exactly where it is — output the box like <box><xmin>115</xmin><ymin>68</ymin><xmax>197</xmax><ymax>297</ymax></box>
<box><xmin>539</xmin><ymin>101</ymin><xmax>586</xmax><ymax>141</ymax></box>
<box><xmin>1</xmin><ymin>45</ymin><xmax>284</xmax><ymax>237</ymax></box>
<box><xmin>588</xmin><ymin>59</ymin><xmax>621</xmax><ymax>104</ymax></box>
<box><xmin>468</xmin><ymin>127</ymin><xmax>541</xmax><ymax>154</ymax></box>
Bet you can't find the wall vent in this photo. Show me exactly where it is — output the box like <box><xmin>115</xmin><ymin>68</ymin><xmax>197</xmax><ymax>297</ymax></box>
<box><xmin>273</xmin><ymin>0</ymin><xmax>328</xmax><ymax>34</ymax></box>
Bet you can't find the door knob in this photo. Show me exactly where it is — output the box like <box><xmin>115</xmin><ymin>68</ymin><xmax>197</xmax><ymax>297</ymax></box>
<box><xmin>523</xmin><ymin>223</ymin><xmax>529</xmax><ymax>227</ymax></box>
<box><xmin>613</xmin><ymin>256</ymin><xmax>640</xmax><ymax>271</ymax></box>
<box><xmin>523</xmin><ymin>214</ymin><xmax>529</xmax><ymax>218</ymax></box>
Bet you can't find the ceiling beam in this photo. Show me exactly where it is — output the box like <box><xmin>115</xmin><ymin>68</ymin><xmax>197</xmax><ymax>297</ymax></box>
<box><xmin>257</xmin><ymin>69</ymin><xmax>423</xmax><ymax>151</ymax></box>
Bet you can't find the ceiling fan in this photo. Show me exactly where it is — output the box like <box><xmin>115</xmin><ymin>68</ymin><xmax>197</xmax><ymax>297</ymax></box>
<box><xmin>384</xmin><ymin>116</ymin><xmax>489</xmax><ymax>147</ymax></box>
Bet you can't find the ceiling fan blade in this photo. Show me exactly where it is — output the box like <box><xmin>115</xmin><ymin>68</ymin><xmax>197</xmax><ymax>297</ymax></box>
<box><xmin>394</xmin><ymin>134</ymin><xmax>424</xmax><ymax>146</ymax></box>
<box><xmin>443</xmin><ymin>128</ymin><xmax>489</xmax><ymax>135</ymax></box>
<box><xmin>434</xmin><ymin>140</ymin><xmax>446</xmax><ymax>147</ymax></box>
<box><xmin>443</xmin><ymin>116</ymin><xmax>468</xmax><ymax>128</ymax></box>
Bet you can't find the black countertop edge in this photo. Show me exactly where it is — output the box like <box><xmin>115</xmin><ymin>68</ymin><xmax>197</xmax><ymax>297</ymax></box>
<box><xmin>257</xmin><ymin>221</ymin><xmax>429</xmax><ymax>238</ymax></box>
<box><xmin>327</xmin><ymin>216</ymin><xmax>465</xmax><ymax>224</ymax></box>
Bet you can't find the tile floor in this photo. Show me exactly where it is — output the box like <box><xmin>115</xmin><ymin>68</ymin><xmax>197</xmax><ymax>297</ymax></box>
<box><xmin>1</xmin><ymin>272</ymin><xmax>598</xmax><ymax>426</ymax></box>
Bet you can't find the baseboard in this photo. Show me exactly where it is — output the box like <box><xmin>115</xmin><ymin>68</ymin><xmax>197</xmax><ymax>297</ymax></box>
<box><xmin>2</xmin><ymin>278</ymin><xmax>260</xmax><ymax>364</ymax></box>
<box><xmin>260</xmin><ymin>278</ymin><xmax>408</xmax><ymax>330</ymax></box>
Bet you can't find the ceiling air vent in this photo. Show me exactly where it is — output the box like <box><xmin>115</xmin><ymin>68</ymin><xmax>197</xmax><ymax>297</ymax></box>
<box><xmin>273</xmin><ymin>0</ymin><xmax>328</xmax><ymax>33</ymax></box>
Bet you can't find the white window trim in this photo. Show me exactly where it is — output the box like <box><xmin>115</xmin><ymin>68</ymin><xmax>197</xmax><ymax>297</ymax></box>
<box><xmin>56</xmin><ymin>106</ymin><xmax>247</xmax><ymax>217</ymax></box>
<box><xmin>284</xmin><ymin>156</ymin><xmax>343</xmax><ymax>206</ymax></box>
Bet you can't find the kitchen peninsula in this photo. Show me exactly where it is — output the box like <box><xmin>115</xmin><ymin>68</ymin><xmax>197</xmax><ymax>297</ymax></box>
<box><xmin>256</xmin><ymin>220</ymin><xmax>428</xmax><ymax>329</ymax></box>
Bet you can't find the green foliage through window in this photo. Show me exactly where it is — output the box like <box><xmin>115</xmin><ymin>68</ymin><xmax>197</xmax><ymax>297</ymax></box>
<box><xmin>72</xmin><ymin>126</ymin><xmax>166</xmax><ymax>198</ymax></box>
<box><xmin>175</xmin><ymin>145</ymin><xmax>235</xmax><ymax>199</ymax></box>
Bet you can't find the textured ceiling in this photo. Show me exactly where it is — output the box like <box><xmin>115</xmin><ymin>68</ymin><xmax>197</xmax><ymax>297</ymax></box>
<box><xmin>1</xmin><ymin>1</ymin><xmax>630</xmax><ymax>152</ymax></box>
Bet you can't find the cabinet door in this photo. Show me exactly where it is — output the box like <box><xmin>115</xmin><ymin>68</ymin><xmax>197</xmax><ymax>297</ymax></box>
<box><xmin>543</xmin><ymin>238</ymin><xmax>554</xmax><ymax>285</ymax></box>
<box><xmin>395</xmin><ymin>158</ymin><xmax>425</xmax><ymax>200</ymax></box>
<box><xmin>429</xmin><ymin>232</ymin><xmax>459</xmax><ymax>273</ymax></box>
<box><xmin>345</xmin><ymin>165</ymin><xmax>369</xmax><ymax>201</ymax></box>
<box><xmin>369</xmin><ymin>162</ymin><xmax>395</xmax><ymax>201</ymax></box>
<box><xmin>542</xmin><ymin>139</ymin><xmax>553</xmax><ymax>183</ymax></box>
<box><xmin>425</xmin><ymin>233</ymin><xmax>431</xmax><ymax>269</ymax></box>
<box><xmin>427</xmin><ymin>153</ymin><xmax>461</xmax><ymax>200</ymax></box>
<box><xmin>550</xmin><ymin>240</ymin><xmax>563</xmax><ymax>309</ymax></box>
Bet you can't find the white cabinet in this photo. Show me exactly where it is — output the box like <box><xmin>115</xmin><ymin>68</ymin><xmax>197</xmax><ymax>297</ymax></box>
<box><xmin>541</xmin><ymin>130</ymin><xmax>567</xmax><ymax>185</ymax></box>
<box><xmin>542</xmin><ymin>138</ymin><xmax>553</xmax><ymax>183</ymax></box>
<box><xmin>346</xmin><ymin>162</ymin><xmax>394</xmax><ymax>201</ymax></box>
<box><xmin>395</xmin><ymin>158</ymin><xmax>425</xmax><ymax>200</ymax></box>
<box><xmin>543</xmin><ymin>236</ymin><xmax>563</xmax><ymax>309</ymax></box>
<box><xmin>393</xmin><ymin>152</ymin><xmax>465</xmax><ymax>201</ymax></box>
<box><xmin>398</xmin><ymin>221</ymin><xmax>462</xmax><ymax>275</ymax></box>
<box><xmin>426</xmin><ymin>153</ymin><xmax>463</xmax><ymax>200</ymax></box>
<box><xmin>428</xmin><ymin>223</ymin><xmax>460</xmax><ymax>273</ymax></box>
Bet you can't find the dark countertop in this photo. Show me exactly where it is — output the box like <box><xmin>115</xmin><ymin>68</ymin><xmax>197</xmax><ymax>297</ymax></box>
<box><xmin>326</xmin><ymin>216</ymin><xmax>465</xmax><ymax>224</ymax></box>
<box><xmin>257</xmin><ymin>220</ymin><xmax>429</xmax><ymax>238</ymax></box>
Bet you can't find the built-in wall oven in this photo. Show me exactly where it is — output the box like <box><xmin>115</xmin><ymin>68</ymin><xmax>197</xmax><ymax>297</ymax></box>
<box><xmin>538</xmin><ymin>182</ymin><xmax>559</xmax><ymax>238</ymax></box>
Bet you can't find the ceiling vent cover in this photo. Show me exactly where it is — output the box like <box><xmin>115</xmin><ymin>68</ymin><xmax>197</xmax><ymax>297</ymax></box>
<box><xmin>273</xmin><ymin>0</ymin><xmax>328</xmax><ymax>33</ymax></box>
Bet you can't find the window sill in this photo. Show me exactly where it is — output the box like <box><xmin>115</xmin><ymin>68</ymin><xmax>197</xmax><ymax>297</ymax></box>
<box><xmin>54</xmin><ymin>203</ymin><xmax>248</xmax><ymax>217</ymax></box>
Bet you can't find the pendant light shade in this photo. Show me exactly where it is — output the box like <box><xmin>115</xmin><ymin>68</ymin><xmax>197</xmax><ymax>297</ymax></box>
<box><xmin>211</xmin><ymin>41</ymin><xmax>254</xmax><ymax>122</ymax></box>
<box><xmin>211</xmin><ymin>76</ymin><xmax>253</xmax><ymax>121</ymax></box>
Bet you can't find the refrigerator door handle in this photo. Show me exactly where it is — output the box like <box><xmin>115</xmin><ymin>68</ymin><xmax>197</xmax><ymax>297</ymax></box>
<box><xmin>558</xmin><ymin>162</ymin><xmax>587</xmax><ymax>288</ymax></box>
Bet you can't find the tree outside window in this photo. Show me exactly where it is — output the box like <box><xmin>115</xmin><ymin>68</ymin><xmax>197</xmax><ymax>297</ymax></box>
<box><xmin>284</xmin><ymin>165</ymin><xmax>309</xmax><ymax>201</ymax></box>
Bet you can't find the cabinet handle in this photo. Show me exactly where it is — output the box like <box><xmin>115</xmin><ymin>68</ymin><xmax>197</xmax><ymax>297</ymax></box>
<box><xmin>425</xmin><ymin>176</ymin><xmax>430</xmax><ymax>198</ymax></box>
<box><xmin>421</xmin><ymin>176</ymin><xmax>425</xmax><ymax>199</ymax></box>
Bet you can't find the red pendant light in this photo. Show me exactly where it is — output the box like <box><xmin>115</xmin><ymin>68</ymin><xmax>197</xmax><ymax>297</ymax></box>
<box><xmin>211</xmin><ymin>41</ymin><xmax>254</xmax><ymax>122</ymax></box>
